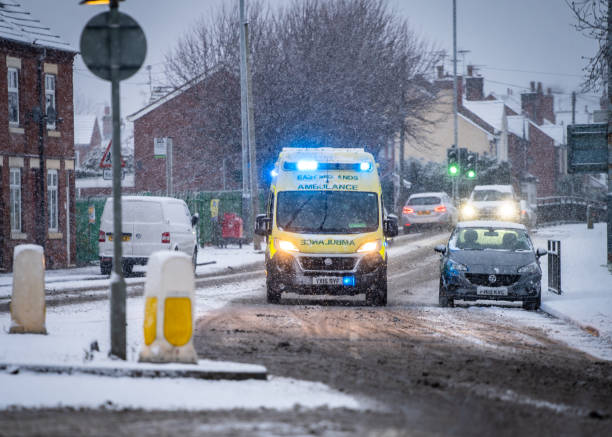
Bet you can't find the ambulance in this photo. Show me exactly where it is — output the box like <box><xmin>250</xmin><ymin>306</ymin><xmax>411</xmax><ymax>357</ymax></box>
<box><xmin>255</xmin><ymin>147</ymin><xmax>398</xmax><ymax>305</ymax></box>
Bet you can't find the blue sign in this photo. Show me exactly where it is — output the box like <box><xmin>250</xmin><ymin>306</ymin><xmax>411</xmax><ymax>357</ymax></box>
<box><xmin>567</xmin><ymin>123</ymin><xmax>608</xmax><ymax>173</ymax></box>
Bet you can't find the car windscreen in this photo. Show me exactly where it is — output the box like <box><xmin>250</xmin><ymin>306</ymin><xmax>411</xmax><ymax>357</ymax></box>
<box><xmin>407</xmin><ymin>196</ymin><xmax>441</xmax><ymax>206</ymax></box>
<box><xmin>449</xmin><ymin>227</ymin><xmax>533</xmax><ymax>252</ymax></box>
<box><xmin>471</xmin><ymin>190</ymin><xmax>512</xmax><ymax>201</ymax></box>
<box><xmin>276</xmin><ymin>191</ymin><xmax>378</xmax><ymax>234</ymax></box>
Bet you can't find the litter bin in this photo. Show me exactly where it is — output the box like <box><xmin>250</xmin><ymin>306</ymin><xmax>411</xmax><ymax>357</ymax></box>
<box><xmin>221</xmin><ymin>213</ymin><xmax>244</xmax><ymax>248</ymax></box>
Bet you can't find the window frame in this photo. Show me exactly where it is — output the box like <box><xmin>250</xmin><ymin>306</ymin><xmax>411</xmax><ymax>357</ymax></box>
<box><xmin>9</xmin><ymin>167</ymin><xmax>22</xmax><ymax>232</ymax></box>
<box><xmin>45</xmin><ymin>73</ymin><xmax>56</xmax><ymax>130</ymax></box>
<box><xmin>8</xmin><ymin>67</ymin><xmax>19</xmax><ymax>125</ymax></box>
<box><xmin>47</xmin><ymin>169</ymin><xmax>59</xmax><ymax>232</ymax></box>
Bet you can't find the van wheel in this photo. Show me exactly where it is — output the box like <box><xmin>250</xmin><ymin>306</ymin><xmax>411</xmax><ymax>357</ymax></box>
<box><xmin>266</xmin><ymin>276</ymin><xmax>281</xmax><ymax>304</ymax></box>
<box><xmin>100</xmin><ymin>260</ymin><xmax>112</xmax><ymax>276</ymax></box>
<box><xmin>192</xmin><ymin>246</ymin><xmax>198</xmax><ymax>272</ymax></box>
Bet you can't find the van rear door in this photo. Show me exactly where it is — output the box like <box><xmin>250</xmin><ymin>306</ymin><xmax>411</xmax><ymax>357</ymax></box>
<box><xmin>99</xmin><ymin>199</ymin><xmax>134</xmax><ymax>257</ymax></box>
<box><xmin>130</xmin><ymin>201</ymin><xmax>164</xmax><ymax>258</ymax></box>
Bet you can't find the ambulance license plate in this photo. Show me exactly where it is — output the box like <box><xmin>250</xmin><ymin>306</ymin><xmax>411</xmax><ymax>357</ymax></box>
<box><xmin>313</xmin><ymin>276</ymin><xmax>343</xmax><ymax>286</ymax></box>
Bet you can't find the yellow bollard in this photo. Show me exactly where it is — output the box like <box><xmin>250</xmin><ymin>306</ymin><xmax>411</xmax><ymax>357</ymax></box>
<box><xmin>10</xmin><ymin>245</ymin><xmax>46</xmax><ymax>334</ymax></box>
<box><xmin>139</xmin><ymin>251</ymin><xmax>197</xmax><ymax>363</ymax></box>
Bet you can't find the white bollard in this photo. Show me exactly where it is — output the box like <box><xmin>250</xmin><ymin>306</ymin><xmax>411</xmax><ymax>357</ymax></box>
<box><xmin>10</xmin><ymin>244</ymin><xmax>46</xmax><ymax>334</ymax></box>
<box><xmin>139</xmin><ymin>251</ymin><xmax>197</xmax><ymax>364</ymax></box>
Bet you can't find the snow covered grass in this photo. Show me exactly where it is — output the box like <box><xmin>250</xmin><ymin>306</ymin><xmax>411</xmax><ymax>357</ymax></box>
<box><xmin>531</xmin><ymin>223</ymin><xmax>612</xmax><ymax>342</ymax></box>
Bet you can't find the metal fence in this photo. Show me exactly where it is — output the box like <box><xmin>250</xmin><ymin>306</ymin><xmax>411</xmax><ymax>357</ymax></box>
<box><xmin>547</xmin><ymin>239</ymin><xmax>561</xmax><ymax>295</ymax></box>
<box><xmin>75</xmin><ymin>191</ymin><xmax>265</xmax><ymax>265</ymax></box>
<box><xmin>537</xmin><ymin>196</ymin><xmax>606</xmax><ymax>226</ymax></box>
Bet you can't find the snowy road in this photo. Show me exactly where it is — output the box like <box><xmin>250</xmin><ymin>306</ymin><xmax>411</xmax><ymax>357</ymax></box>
<box><xmin>1</xmin><ymin>230</ymin><xmax>611</xmax><ymax>436</ymax></box>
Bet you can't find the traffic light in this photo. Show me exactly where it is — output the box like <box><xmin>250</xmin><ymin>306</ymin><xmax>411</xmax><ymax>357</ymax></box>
<box><xmin>465</xmin><ymin>151</ymin><xmax>478</xmax><ymax>179</ymax></box>
<box><xmin>447</xmin><ymin>147</ymin><xmax>459</xmax><ymax>176</ymax></box>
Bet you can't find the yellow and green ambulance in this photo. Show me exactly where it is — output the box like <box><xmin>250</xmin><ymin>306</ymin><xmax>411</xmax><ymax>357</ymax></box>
<box><xmin>255</xmin><ymin>147</ymin><xmax>398</xmax><ymax>305</ymax></box>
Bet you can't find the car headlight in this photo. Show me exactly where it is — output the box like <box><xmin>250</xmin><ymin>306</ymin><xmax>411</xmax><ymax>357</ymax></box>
<box><xmin>498</xmin><ymin>202</ymin><xmax>518</xmax><ymax>219</ymax></box>
<box><xmin>461</xmin><ymin>204</ymin><xmax>477</xmax><ymax>219</ymax></box>
<box><xmin>446</xmin><ymin>258</ymin><xmax>467</xmax><ymax>273</ymax></box>
<box><xmin>357</xmin><ymin>240</ymin><xmax>380</xmax><ymax>253</ymax></box>
<box><xmin>518</xmin><ymin>261</ymin><xmax>540</xmax><ymax>274</ymax></box>
<box><xmin>275</xmin><ymin>239</ymin><xmax>299</xmax><ymax>252</ymax></box>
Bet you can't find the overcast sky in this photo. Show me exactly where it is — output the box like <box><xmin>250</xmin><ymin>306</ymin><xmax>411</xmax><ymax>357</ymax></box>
<box><xmin>18</xmin><ymin>0</ymin><xmax>600</xmax><ymax>119</ymax></box>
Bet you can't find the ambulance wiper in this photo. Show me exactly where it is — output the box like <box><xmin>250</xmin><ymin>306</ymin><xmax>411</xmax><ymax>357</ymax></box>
<box><xmin>317</xmin><ymin>192</ymin><xmax>329</xmax><ymax>231</ymax></box>
<box><xmin>284</xmin><ymin>194</ymin><xmax>315</xmax><ymax>230</ymax></box>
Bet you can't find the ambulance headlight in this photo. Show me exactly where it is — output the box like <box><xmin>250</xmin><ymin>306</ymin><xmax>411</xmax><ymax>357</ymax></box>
<box><xmin>276</xmin><ymin>239</ymin><xmax>299</xmax><ymax>252</ymax></box>
<box><xmin>359</xmin><ymin>162</ymin><xmax>372</xmax><ymax>171</ymax></box>
<box><xmin>297</xmin><ymin>160</ymin><xmax>318</xmax><ymax>171</ymax></box>
<box><xmin>357</xmin><ymin>240</ymin><xmax>380</xmax><ymax>253</ymax></box>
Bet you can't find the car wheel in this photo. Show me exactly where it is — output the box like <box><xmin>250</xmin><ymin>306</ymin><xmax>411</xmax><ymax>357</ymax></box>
<box><xmin>366</xmin><ymin>266</ymin><xmax>388</xmax><ymax>306</ymax></box>
<box><xmin>522</xmin><ymin>292</ymin><xmax>541</xmax><ymax>311</ymax></box>
<box><xmin>100</xmin><ymin>260</ymin><xmax>112</xmax><ymax>276</ymax></box>
<box><xmin>266</xmin><ymin>275</ymin><xmax>282</xmax><ymax>304</ymax></box>
<box><xmin>122</xmin><ymin>261</ymin><xmax>133</xmax><ymax>276</ymax></box>
<box><xmin>438</xmin><ymin>278</ymin><xmax>454</xmax><ymax>308</ymax></box>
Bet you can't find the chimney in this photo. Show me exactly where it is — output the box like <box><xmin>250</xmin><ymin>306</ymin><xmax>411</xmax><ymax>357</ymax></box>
<box><xmin>537</xmin><ymin>82</ymin><xmax>543</xmax><ymax>94</ymax></box>
<box><xmin>530</xmin><ymin>81</ymin><xmax>535</xmax><ymax>92</ymax></box>
<box><xmin>436</xmin><ymin>65</ymin><xmax>444</xmax><ymax>79</ymax></box>
<box><xmin>467</xmin><ymin>64</ymin><xmax>474</xmax><ymax>77</ymax></box>
<box><xmin>102</xmin><ymin>106</ymin><xmax>112</xmax><ymax>141</ymax></box>
<box><xmin>465</xmin><ymin>76</ymin><xmax>484</xmax><ymax>101</ymax></box>
<box><xmin>547</xmin><ymin>87</ymin><xmax>552</xmax><ymax>95</ymax></box>
<box><xmin>521</xmin><ymin>81</ymin><xmax>555</xmax><ymax>125</ymax></box>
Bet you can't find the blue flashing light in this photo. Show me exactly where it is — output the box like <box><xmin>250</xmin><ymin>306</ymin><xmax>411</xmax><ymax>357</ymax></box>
<box><xmin>297</xmin><ymin>160</ymin><xmax>318</xmax><ymax>171</ymax></box>
<box><xmin>359</xmin><ymin>162</ymin><xmax>372</xmax><ymax>171</ymax></box>
<box><xmin>270</xmin><ymin>169</ymin><xmax>278</xmax><ymax>177</ymax></box>
<box><xmin>342</xmin><ymin>276</ymin><xmax>355</xmax><ymax>286</ymax></box>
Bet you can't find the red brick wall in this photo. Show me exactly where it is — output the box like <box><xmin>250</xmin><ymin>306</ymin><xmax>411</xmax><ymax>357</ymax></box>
<box><xmin>0</xmin><ymin>40</ymin><xmax>76</xmax><ymax>271</ymax></box>
<box><xmin>133</xmin><ymin>70</ymin><xmax>241</xmax><ymax>194</ymax></box>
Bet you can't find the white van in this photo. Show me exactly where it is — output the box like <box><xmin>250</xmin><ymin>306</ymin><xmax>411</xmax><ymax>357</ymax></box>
<box><xmin>98</xmin><ymin>196</ymin><xmax>199</xmax><ymax>275</ymax></box>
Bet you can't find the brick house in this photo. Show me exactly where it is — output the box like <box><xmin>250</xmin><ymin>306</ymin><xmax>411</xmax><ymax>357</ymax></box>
<box><xmin>0</xmin><ymin>2</ymin><xmax>76</xmax><ymax>270</ymax></box>
<box><xmin>127</xmin><ymin>68</ymin><xmax>242</xmax><ymax>193</ymax></box>
<box><xmin>74</xmin><ymin>114</ymin><xmax>101</xmax><ymax>169</ymax></box>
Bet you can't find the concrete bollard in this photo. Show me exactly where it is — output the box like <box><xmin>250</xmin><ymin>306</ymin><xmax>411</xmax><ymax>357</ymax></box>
<box><xmin>139</xmin><ymin>251</ymin><xmax>197</xmax><ymax>364</ymax></box>
<box><xmin>586</xmin><ymin>205</ymin><xmax>594</xmax><ymax>229</ymax></box>
<box><xmin>10</xmin><ymin>244</ymin><xmax>46</xmax><ymax>334</ymax></box>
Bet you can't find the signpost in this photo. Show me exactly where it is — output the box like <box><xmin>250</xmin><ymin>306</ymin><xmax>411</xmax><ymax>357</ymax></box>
<box><xmin>80</xmin><ymin>0</ymin><xmax>146</xmax><ymax>360</ymax></box>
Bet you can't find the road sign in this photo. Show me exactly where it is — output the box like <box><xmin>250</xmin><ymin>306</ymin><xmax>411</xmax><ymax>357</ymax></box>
<box><xmin>567</xmin><ymin>123</ymin><xmax>608</xmax><ymax>173</ymax></box>
<box><xmin>80</xmin><ymin>11</ymin><xmax>147</xmax><ymax>81</ymax></box>
<box><xmin>154</xmin><ymin>137</ymin><xmax>168</xmax><ymax>158</ymax></box>
<box><xmin>99</xmin><ymin>141</ymin><xmax>126</xmax><ymax>169</ymax></box>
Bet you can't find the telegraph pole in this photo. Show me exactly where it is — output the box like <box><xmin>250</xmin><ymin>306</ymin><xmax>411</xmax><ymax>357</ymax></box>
<box><xmin>452</xmin><ymin>0</ymin><xmax>459</xmax><ymax>202</ymax></box>
<box><xmin>607</xmin><ymin>0</ymin><xmax>612</xmax><ymax>267</ymax></box>
<box><xmin>239</xmin><ymin>0</ymin><xmax>251</xmax><ymax>241</ymax></box>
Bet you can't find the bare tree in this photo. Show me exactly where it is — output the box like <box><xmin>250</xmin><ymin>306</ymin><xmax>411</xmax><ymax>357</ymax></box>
<box><xmin>567</xmin><ymin>0</ymin><xmax>608</xmax><ymax>92</ymax></box>
<box><xmin>164</xmin><ymin>0</ymin><xmax>441</xmax><ymax>176</ymax></box>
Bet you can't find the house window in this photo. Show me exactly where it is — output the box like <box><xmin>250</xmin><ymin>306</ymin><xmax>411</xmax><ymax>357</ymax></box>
<box><xmin>8</xmin><ymin>68</ymin><xmax>19</xmax><ymax>125</ymax></box>
<box><xmin>10</xmin><ymin>168</ymin><xmax>21</xmax><ymax>232</ymax></box>
<box><xmin>45</xmin><ymin>74</ymin><xmax>56</xmax><ymax>129</ymax></box>
<box><xmin>47</xmin><ymin>169</ymin><xmax>58</xmax><ymax>231</ymax></box>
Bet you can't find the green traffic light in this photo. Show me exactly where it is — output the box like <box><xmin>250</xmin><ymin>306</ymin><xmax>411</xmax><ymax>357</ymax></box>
<box><xmin>448</xmin><ymin>165</ymin><xmax>459</xmax><ymax>176</ymax></box>
<box><xmin>466</xmin><ymin>170</ymin><xmax>476</xmax><ymax>179</ymax></box>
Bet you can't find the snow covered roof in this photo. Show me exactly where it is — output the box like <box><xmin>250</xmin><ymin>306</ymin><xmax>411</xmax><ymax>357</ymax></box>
<box><xmin>74</xmin><ymin>115</ymin><xmax>99</xmax><ymax>146</ymax></box>
<box><xmin>0</xmin><ymin>1</ymin><xmax>74</xmax><ymax>52</ymax></box>
<box><xmin>473</xmin><ymin>184</ymin><xmax>513</xmax><ymax>193</ymax></box>
<box><xmin>409</xmin><ymin>192</ymin><xmax>448</xmax><ymax>199</ymax></box>
<box><xmin>457</xmin><ymin>220</ymin><xmax>527</xmax><ymax>231</ymax></box>
<box><xmin>462</xmin><ymin>100</ymin><xmax>506</xmax><ymax>132</ymax></box>
<box><xmin>538</xmin><ymin>122</ymin><xmax>565</xmax><ymax>146</ymax></box>
<box><xmin>489</xmin><ymin>92</ymin><xmax>522</xmax><ymax>115</ymax></box>
<box><xmin>506</xmin><ymin>115</ymin><xmax>528</xmax><ymax>140</ymax></box>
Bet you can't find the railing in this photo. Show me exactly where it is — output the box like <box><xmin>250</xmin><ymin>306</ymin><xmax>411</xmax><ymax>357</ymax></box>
<box><xmin>536</xmin><ymin>196</ymin><xmax>606</xmax><ymax>226</ymax></box>
<box><xmin>547</xmin><ymin>240</ymin><xmax>561</xmax><ymax>295</ymax></box>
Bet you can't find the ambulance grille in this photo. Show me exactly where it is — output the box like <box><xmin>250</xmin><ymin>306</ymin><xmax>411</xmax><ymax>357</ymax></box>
<box><xmin>299</xmin><ymin>256</ymin><xmax>356</xmax><ymax>271</ymax></box>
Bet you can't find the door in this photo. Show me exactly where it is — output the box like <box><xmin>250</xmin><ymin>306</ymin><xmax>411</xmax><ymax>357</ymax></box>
<box><xmin>130</xmin><ymin>200</ymin><xmax>163</xmax><ymax>258</ymax></box>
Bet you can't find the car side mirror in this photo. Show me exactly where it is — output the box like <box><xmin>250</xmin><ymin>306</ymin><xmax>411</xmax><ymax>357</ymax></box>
<box><xmin>536</xmin><ymin>248</ymin><xmax>547</xmax><ymax>258</ymax></box>
<box><xmin>191</xmin><ymin>213</ymin><xmax>199</xmax><ymax>227</ymax></box>
<box><xmin>383</xmin><ymin>214</ymin><xmax>399</xmax><ymax>238</ymax></box>
<box><xmin>434</xmin><ymin>244</ymin><xmax>446</xmax><ymax>254</ymax></box>
<box><xmin>254</xmin><ymin>214</ymin><xmax>271</xmax><ymax>236</ymax></box>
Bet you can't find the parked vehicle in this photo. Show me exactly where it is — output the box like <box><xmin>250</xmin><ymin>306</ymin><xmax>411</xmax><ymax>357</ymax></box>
<box><xmin>401</xmin><ymin>192</ymin><xmax>457</xmax><ymax>233</ymax></box>
<box><xmin>255</xmin><ymin>147</ymin><xmax>398</xmax><ymax>306</ymax></box>
<box><xmin>434</xmin><ymin>221</ymin><xmax>547</xmax><ymax>310</ymax></box>
<box><xmin>459</xmin><ymin>184</ymin><xmax>520</xmax><ymax>222</ymax></box>
<box><xmin>98</xmin><ymin>196</ymin><xmax>199</xmax><ymax>275</ymax></box>
<box><xmin>519</xmin><ymin>200</ymin><xmax>537</xmax><ymax>228</ymax></box>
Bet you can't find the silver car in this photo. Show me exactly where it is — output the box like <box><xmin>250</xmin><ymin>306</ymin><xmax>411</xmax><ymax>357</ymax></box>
<box><xmin>401</xmin><ymin>192</ymin><xmax>458</xmax><ymax>233</ymax></box>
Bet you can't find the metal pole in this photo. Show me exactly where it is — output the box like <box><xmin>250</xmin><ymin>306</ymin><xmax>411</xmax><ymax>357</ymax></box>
<box><xmin>166</xmin><ymin>138</ymin><xmax>173</xmax><ymax>196</ymax></box>
<box><xmin>452</xmin><ymin>0</ymin><xmax>459</xmax><ymax>202</ymax></box>
<box><xmin>109</xmin><ymin>0</ymin><xmax>126</xmax><ymax>360</ymax></box>
<box><xmin>36</xmin><ymin>49</ymin><xmax>46</xmax><ymax>250</ymax></box>
<box><xmin>245</xmin><ymin>20</ymin><xmax>261</xmax><ymax>250</ymax></box>
<box><xmin>239</xmin><ymin>0</ymin><xmax>251</xmax><ymax>238</ymax></box>
<box><xmin>606</xmin><ymin>0</ymin><xmax>612</xmax><ymax>270</ymax></box>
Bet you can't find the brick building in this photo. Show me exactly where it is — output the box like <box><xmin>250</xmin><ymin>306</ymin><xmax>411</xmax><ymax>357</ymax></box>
<box><xmin>127</xmin><ymin>68</ymin><xmax>242</xmax><ymax>193</ymax></box>
<box><xmin>0</xmin><ymin>2</ymin><xmax>76</xmax><ymax>270</ymax></box>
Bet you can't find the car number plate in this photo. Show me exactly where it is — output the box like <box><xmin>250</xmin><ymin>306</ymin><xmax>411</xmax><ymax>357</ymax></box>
<box><xmin>417</xmin><ymin>210</ymin><xmax>431</xmax><ymax>215</ymax></box>
<box><xmin>108</xmin><ymin>235</ymin><xmax>131</xmax><ymax>242</ymax></box>
<box><xmin>477</xmin><ymin>286</ymin><xmax>508</xmax><ymax>296</ymax></box>
<box><xmin>313</xmin><ymin>276</ymin><xmax>343</xmax><ymax>286</ymax></box>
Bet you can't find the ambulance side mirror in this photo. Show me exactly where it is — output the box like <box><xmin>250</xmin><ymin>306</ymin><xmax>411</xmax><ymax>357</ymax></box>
<box><xmin>255</xmin><ymin>214</ymin><xmax>271</xmax><ymax>236</ymax></box>
<box><xmin>383</xmin><ymin>214</ymin><xmax>399</xmax><ymax>238</ymax></box>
